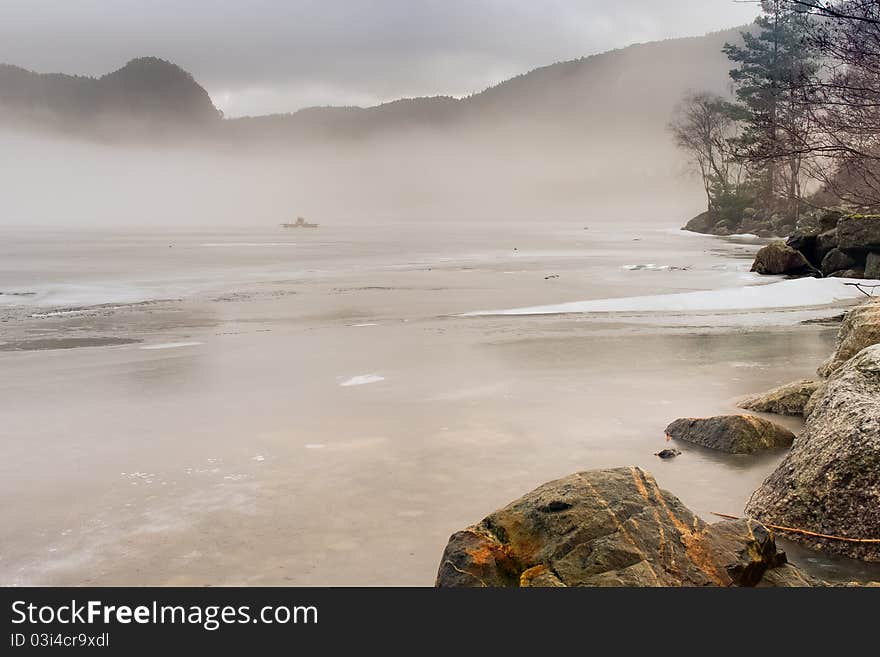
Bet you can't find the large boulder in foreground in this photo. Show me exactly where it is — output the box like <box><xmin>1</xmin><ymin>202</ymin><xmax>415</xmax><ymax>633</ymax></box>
<box><xmin>436</xmin><ymin>467</ymin><xmax>795</xmax><ymax>587</ymax></box>
<box><xmin>665</xmin><ymin>415</ymin><xmax>795</xmax><ymax>453</ymax></box>
<box><xmin>750</xmin><ymin>241</ymin><xmax>817</xmax><ymax>276</ymax></box>
<box><xmin>818</xmin><ymin>298</ymin><xmax>880</xmax><ymax>377</ymax></box>
<box><xmin>746</xmin><ymin>344</ymin><xmax>880</xmax><ymax>561</ymax></box>
<box><xmin>737</xmin><ymin>379</ymin><xmax>821</xmax><ymax>417</ymax></box>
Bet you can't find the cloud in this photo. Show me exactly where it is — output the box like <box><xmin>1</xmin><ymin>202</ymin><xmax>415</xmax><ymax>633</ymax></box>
<box><xmin>0</xmin><ymin>0</ymin><xmax>758</xmax><ymax>115</ymax></box>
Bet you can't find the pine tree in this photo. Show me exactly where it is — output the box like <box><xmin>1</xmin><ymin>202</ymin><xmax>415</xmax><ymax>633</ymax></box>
<box><xmin>723</xmin><ymin>0</ymin><xmax>818</xmax><ymax>219</ymax></box>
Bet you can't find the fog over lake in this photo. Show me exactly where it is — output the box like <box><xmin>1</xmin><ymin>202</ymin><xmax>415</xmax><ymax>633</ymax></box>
<box><xmin>3</xmin><ymin>1</ymin><xmax>880</xmax><ymax>588</ymax></box>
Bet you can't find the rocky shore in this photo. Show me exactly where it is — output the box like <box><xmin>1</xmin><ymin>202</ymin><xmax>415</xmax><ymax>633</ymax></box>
<box><xmin>686</xmin><ymin>208</ymin><xmax>880</xmax><ymax>280</ymax></box>
<box><xmin>435</xmin><ymin>295</ymin><xmax>880</xmax><ymax>587</ymax></box>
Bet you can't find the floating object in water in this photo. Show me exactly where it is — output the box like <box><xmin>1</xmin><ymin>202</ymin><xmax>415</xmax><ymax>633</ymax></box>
<box><xmin>281</xmin><ymin>216</ymin><xmax>319</xmax><ymax>228</ymax></box>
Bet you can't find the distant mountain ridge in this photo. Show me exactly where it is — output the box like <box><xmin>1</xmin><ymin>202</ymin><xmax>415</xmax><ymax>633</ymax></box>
<box><xmin>0</xmin><ymin>28</ymin><xmax>743</xmax><ymax>145</ymax></box>
<box><xmin>224</xmin><ymin>27</ymin><xmax>743</xmax><ymax>146</ymax></box>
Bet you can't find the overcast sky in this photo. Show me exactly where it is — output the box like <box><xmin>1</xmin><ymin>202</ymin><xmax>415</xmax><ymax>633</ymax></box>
<box><xmin>0</xmin><ymin>1</ymin><xmax>759</xmax><ymax>117</ymax></box>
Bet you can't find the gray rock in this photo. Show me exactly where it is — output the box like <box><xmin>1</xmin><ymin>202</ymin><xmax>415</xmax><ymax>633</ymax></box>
<box><xmin>866</xmin><ymin>253</ymin><xmax>880</xmax><ymax>280</ymax></box>
<box><xmin>435</xmin><ymin>467</ymin><xmax>796</xmax><ymax>587</ymax></box>
<box><xmin>683</xmin><ymin>211</ymin><xmax>717</xmax><ymax>234</ymax></box>
<box><xmin>815</xmin><ymin>229</ymin><xmax>839</xmax><ymax>264</ymax></box>
<box><xmin>818</xmin><ymin>209</ymin><xmax>845</xmax><ymax>232</ymax></box>
<box><xmin>803</xmin><ymin>383</ymin><xmax>827</xmax><ymax>419</ymax></box>
<box><xmin>837</xmin><ymin>214</ymin><xmax>880</xmax><ymax>253</ymax></box>
<box><xmin>821</xmin><ymin>248</ymin><xmax>857</xmax><ymax>276</ymax></box>
<box><xmin>786</xmin><ymin>231</ymin><xmax>818</xmax><ymax>266</ymax></box>
<box><xmin>737</xmin><ymin>379</ymin><xmax>821</xmax><ymax>417</ymax></box>
<box><xmin>750</xmin><ymin>241</ymin><xmax>817</xmax><ymax>276</ymax></box>
<box><xmin>828</xmin><ymin>268</ymin><xmax>865</xmax><ymax>279</ymax></box>
<box><xmin>818</xmin><ymin>298</ymin><xmax>880</xmax><ymax>376</ymax></box>
<box><xmin>665</xmin><ymin>415</ymin><xmax>795</xmax><ymax>453</ymax></box>
<box><xmin>655</xmin><ymin>448</ymin><xmax>681</xmax><ymax>459</ymax></box>
<box><xmin>714</xmin><ymin>220</ymin><xmax>734</xmax><ymax>236</ymax></box>
<box><xmin>746</xmin><ymin>344</ymin><xmax>880</xmax><ymax>562</ymax></box>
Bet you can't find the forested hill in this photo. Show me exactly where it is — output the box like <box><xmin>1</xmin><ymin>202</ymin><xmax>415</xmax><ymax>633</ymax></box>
<box><xmin>0</xmin><ymin>28</ymin><xmax>742</xmax><ymax>145</ymax></box>
<box><xmin>224</xmin><ymin>27</ymin><xmax>742</xmax><ymax>145</ymax></box>
<box><xmin>0</xmin><ymin>57</ymin><xmax>221</xmax><ymax>134</ymax></box>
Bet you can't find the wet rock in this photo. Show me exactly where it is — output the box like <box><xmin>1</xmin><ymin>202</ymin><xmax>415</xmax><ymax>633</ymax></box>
<box><xmin>818</xmin><ymin>298</ymin><xmax>880</xmax><ymax>377</ymax></box>
<box><xmin>866</xmin><ymin>253</ymin><xmax>880</xmax><ymax>280</ymax></box>
<box><xmin>737</xmin><ymin>379</ymin><xmax>821</xmax><ymax>417</ymax></box>
<box><xmin>821</xmin><ymin>248</ymin><xmax>857</xmax><ymax>276</ymax></box>
<box><xmin>665</xmin><ymin>415</ymin><xmax>795</xmax><ymax>454</ymax></box>
<box><xmin>750</xmin><ymin>241</ymin><xmax>817</xmax><ymax>276</ymax></box>
<box><xmin>837</xmin><ymin>214</ymin><xmax>880</xmax><ymax>253</ymax></box>
<box><xmin>435</xmin><ymin>467</ymin><xmax>795</xmax><ymax>587</ymax></box>
<box><xmin>655</xmin><ymin>448</ymin><xmax>681</xmax><ymax>459</ymax></box>
<box><xmin>746</xmin><ymin>344</ymin><xmax>880</xmax><ymax>562</ymax></box>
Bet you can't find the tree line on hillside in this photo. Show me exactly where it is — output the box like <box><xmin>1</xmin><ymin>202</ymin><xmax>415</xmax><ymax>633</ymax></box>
<box><xmin>671</xmin><ymin>0</ymin><xmax>880</xmax><ymax>237</ymax></box>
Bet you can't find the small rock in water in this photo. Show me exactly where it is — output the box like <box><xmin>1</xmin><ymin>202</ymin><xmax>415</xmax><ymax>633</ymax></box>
<box><xmin>655</xmin><ymin>448</ymin><xmax>681</xmax><ymax>459</ymax></box>
<box><xmin>544</xmin><ymin>274</ymin><xmax>559</xmax><ymax>280</ymax></box>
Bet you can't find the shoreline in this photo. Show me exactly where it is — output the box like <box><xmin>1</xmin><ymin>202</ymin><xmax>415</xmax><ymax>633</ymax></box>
<box><xmin>436</xmin><ymin>230</ymin><xmax>880</xmax><ymax>587</ymax></box>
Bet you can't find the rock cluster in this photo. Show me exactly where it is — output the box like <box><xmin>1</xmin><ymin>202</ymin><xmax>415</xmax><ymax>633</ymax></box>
<box><xmin>781</xmin><ymin>214</ymin><xmax>880</xmax><ymax>278</ymax></box>
<box><xmin>437</xmin><ymin>298</ymin><xmax>880</xmax><ymax>585</ymax></box>
<box><xmin>683</xmin><ymin>207</ymin><xmax>839</xmax><ymax>239</ymax></box>
<box><xmin>746</xmin><ymin>344</ymin><xmax>880</xmax><ymax>561</ymax></box>
<box><xmin>685</xmin><ymin>208</ymin><xmax>880</xmax><ymax>279</ymax></box>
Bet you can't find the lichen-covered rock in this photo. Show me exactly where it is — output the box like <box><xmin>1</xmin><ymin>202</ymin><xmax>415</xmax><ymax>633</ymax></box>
<box><xmin>818</xmin><ymin>298</ymin><xmax>880</xmax><ymax>377</ymax></box>
<box><xmin>737</xmin><ymin>379</ymin><xmax>820</xmax><ymax>417</ymax></box>
<box><xmin>837</xmin><ymin>214</ymin><xmax>880</xmax><ymax>253</ymax></box>
<box><xmin>665</xmin><ymin>415</ymin><xmax>795</xmax><ymax>453</ymax></box>
<box><xmin>436</xmin><ymin>467</ymin><xmax>795</xmax><ymax>587</ymax></box>
<box><xmin>750</xmin><ymin>241</ymin><xmax>817</xmax><ymax>276</ymax></box>
<box><xmin>821</xmin><ymin>248</ymin><xmax>858</xmax><ymax>276</ymax></box>
<box><xmin>746</xmin><ymin>344</ymin><xmax>880</xmax><ymax>561</ymax></box>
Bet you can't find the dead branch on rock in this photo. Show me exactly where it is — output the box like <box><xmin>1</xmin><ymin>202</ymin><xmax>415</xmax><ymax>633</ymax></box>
<box><xmin>712</xmin><ymin>512</ymin><xmax>880</xmax><ymax>543</ymax></box>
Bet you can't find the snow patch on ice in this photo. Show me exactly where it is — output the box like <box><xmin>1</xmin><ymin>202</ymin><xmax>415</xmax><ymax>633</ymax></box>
<box><xmin>200</xmin><ymin>242</ymin><xmax>298</xmax><ymax>247</ymax></box>
<box><xmin>340</xmin><ymin>374</ymin><xmax>385</xmax><ymax>387</ymax></box>
<box><xmin>463</xmin><ymin>277</ymin><xmax>869</xmax><ymax>316</ymax></box>
<box><xmin>140</xmin><ymin>341</ymin><xmax>203</xmax><ymax>350</ymax></box>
